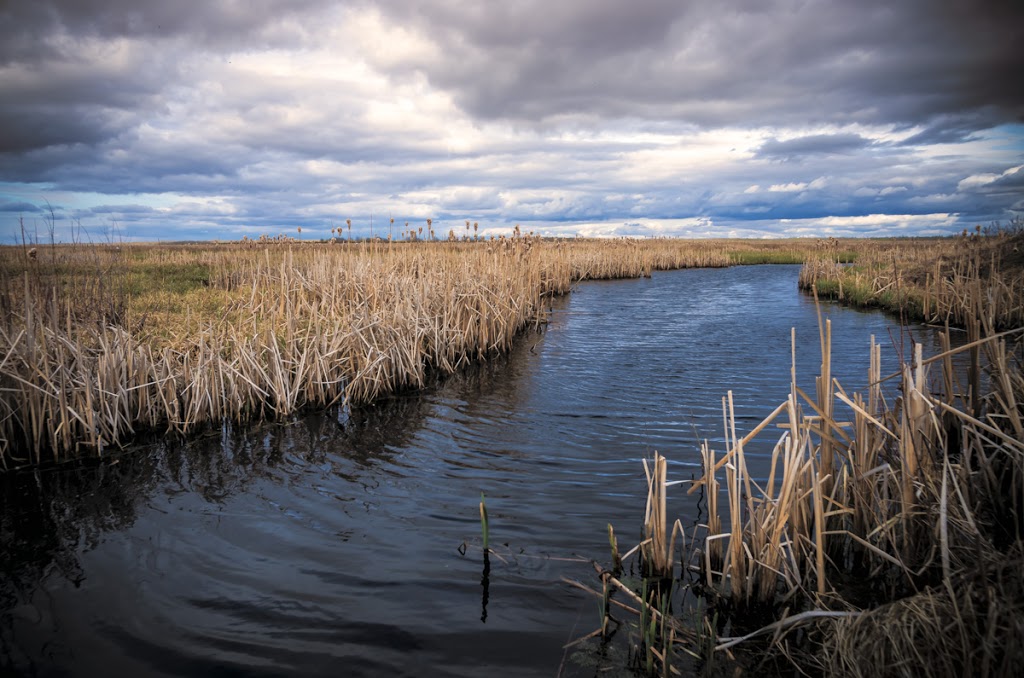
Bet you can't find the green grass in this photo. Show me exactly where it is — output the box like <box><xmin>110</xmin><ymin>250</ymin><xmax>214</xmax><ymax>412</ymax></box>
<box><xmin>727</xmin><ymin>250</ymin><xmax>858</xmax><ymax>265</ymax></box>
<box><xmin>728</xmin><ymin>251</ymin><xmax>805</xmax><ymax>265</ymax></box>
<box><xmin>124</xmin><ymin>262</ymin><xmax>211</xmax><ymax>296</ymax></box>
<box><xmin>814</xmin><ymin>275</ymin><xmax>930</xmax><ymax>320</ymax></box>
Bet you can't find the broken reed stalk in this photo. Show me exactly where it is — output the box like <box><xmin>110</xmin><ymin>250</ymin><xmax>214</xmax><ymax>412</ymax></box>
<box><xmin>602</xmin><ymin>323</ymin><xmax>1020</xmax><ymax>674</ymax></box>
<box><xmin>696</xmin><ymin>324</ymin><xmax>1024</xmax><ymax>600</ymax></box>
<box><xmin>589</xmin><ymin>454</ymin><xmax>689</xmax><ymax>676</ymax></box>
<box><xmin>479</xmin><ymin>492</ymin><xmax>489</xmax><ymax>551</ymax></box>
<box><xmin>682</xmin><ymin>296</ymin><xmax>1022</xmax><ymax>674</ymax></box>
<box><xmin>608</xmin><ymin>523</ymin><xmax>623</xmax><ymax>574</ymax></box>
<box><xmin>641</xmin><ymin>452</ymin><xmax>684</xmax><ymax>579</ymax></box>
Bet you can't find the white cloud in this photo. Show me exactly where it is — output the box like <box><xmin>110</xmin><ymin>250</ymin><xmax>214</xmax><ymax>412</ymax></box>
<box><xmin>769</xmin><ymin>182</ymin><xmax>808</xmax><ymax>193</ymax></box>
<box><xmin>957</xmin><ymin>164</ymin><xmax>1024</xmax><ymax>192</ymax></box>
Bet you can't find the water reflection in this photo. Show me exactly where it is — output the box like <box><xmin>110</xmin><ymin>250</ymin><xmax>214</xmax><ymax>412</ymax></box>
<box><xmin>1</xmin><ymin>265</ymin><xmax>972</xmax><ymax>677</ymax></box>
<box><xmin>481</xmin><ymin>552</ymin><xmax>491</xmax><ymax>624</ymax></box>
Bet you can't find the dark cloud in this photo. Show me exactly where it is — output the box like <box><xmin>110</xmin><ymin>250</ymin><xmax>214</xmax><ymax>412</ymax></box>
<box><xmin>1</xmin><ymin>1</ymin><xmax>1022</xmax><ymax>242</ymax></box>
<box><xmin>898</xmin><ymin>113</ymin><xmax>998</xmax><ymax>146</ymax></box>
<box><xmin>0</xmin><ymin>1</ymin><xmax>323</xmax><ymax>62</ymax></box>
<box><xmin>955</xmin><ymin>165</ymin><xmax>1024</xmax><ymax>218</ymax></box>
<box><xmin>976</xmin><ymin>166</ymin><xmax>1024</xmax><ymax>193</ymax></box>
<box><xmin>369</xmin><ymin>0</ymin><xmax>1024</xmax><ymax>131</ymax></box>
<box><xmin>0</xmin><ymin>0</ymin><xmax>327</xmax><ymax>158</ymax></box>
<box><xmin>0</xmin><ymin>106</ymin><xmax>120</xmax><ymax>154</ymax></box>
<box><xmin>0</xmin><ymin>200</ymin><xmax>41</xmax><ymax>213</ymax></box>
<box><xmin>756</xmin><ymin>134</ymin><xmax>873</xmax><ymax>160</ymax></box>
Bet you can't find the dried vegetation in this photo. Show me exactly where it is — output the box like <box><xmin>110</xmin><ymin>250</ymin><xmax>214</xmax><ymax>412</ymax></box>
<box><xmin>799</xmin><ymin>222</ymin><xmax>1024</xmax><ymax>330</ymax></box>
<box><xmin>576</xmin><ymin>228</ymin><xmax>1024</xmax><ymax>676</ymax></box>
<box><xmin>0</xmin><ymin>235</ymin><xmax>822</xmax><ymax>468</ymax></box>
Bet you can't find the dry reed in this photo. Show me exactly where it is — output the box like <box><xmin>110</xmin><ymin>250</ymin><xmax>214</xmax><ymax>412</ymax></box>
<box><xmin>0</xmin><ymin>235</ymin><xmax>821</xmax><ymax>468</ymax></box>
<box><xmin>580</xmin><ymin>233</ymin><xmax>1023</xmax><ymax>675</ymax></box>
<box><xmin>799</xmin><ymin>225</ymin><xmax>1024</xmax><ymax>331</ymax></box>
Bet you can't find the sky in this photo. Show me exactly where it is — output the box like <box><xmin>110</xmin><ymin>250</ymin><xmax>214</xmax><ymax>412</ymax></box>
<box><xmin>0</xmin><ymin>0</ymin><xmax>1022</xmax><ymax>242</ymax></box>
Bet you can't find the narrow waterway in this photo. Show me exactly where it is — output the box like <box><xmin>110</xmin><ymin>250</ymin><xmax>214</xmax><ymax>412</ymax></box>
<box><xmin>1</xmin><ymin>265</ymin><xmax>963</xmax><ymax>676</ymax></box>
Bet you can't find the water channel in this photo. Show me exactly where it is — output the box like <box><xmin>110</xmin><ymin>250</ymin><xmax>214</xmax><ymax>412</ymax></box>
<box><xmin>1</xmin><ymin>265</ymin><xmax>963</xmax><ymax>676</ymax></box>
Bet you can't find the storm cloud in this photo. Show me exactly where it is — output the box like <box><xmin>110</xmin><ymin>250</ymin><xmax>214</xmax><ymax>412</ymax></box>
<box><xmin>0</xmin><ymin>0</ymin><xmax>1021</xmax><ymax>241</ymax></box>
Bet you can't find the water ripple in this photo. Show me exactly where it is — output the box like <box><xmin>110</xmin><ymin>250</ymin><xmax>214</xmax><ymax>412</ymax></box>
<box><xmin>2</xmin><ymin>265</ymin><xmax>969</xmax><ymax>677</ymax></box>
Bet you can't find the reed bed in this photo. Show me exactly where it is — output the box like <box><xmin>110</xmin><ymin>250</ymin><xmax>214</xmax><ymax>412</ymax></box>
<box><xmin>799</xmin><ymin>225</ymin><xmax>1024</xmax><ymax>330</ymax></box>
<box><xmin>581</xmin><ymin>236</ymin><xmax>1024</xmax><ymax>675</ymax></box>
<box><xmin>0</xmin><ymin>235</ymin><xmax>829</xmax><ymax>469</ymax></box>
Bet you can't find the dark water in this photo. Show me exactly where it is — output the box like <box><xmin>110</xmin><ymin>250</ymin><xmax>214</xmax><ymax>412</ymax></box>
<box><xmin>1</xmin><ymin>265</ymin><xmax>963</xmax><ymax>677</ymax></box>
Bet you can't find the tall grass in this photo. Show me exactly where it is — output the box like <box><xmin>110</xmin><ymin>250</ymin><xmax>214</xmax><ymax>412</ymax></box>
<box><xmin>799</xmin><ymin>226</ymin><xmax>1024</xmax><ymax>331</ymax></box>
<box><xmin>1</xmin><ymin>236</ymin><xmax>827</xmax><ymax>468</ymax></box>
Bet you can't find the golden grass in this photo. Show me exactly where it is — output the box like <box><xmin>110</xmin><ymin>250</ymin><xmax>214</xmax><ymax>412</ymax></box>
<box><xmin>0</xmin><ymin>235</ymin><xmax>849</xmax><ymax>468</ymax></box>
<box><xmin>798</xmin><ymin>227</ymin><xmax>1024</xmax><ymax>331</ymax></box>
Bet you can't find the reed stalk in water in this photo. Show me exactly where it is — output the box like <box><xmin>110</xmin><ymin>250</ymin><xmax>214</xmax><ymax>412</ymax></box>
<box><xmin>578</xmin><ymin>236</ymin><xmax>1023</xmax><ymax>674</ymax></box>
<box><xmin>641</xmin><ymin>452</ymin><xmax>685</xmax><ymax>580</ymax></box>
<box><xmin>479</xmin><ymin>492</ymin><xmax>489</xmax><ymax>552</ymax></box>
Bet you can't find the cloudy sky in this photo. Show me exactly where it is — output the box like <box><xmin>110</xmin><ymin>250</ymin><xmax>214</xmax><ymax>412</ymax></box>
<box><xmin>1</xmin><ymin>0</ymin><xmax>1022</xmax><ymax>242</ymax></box>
